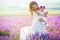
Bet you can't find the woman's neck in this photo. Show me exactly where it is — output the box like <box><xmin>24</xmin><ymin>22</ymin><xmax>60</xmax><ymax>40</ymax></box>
<box><xmin>33</xmin><ymin>9</ymin><xmax>38</xmax><ymax>12</ymax></box>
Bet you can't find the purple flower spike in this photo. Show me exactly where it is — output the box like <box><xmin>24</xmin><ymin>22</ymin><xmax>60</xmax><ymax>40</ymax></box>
<box><xmin>43</xmin><ymin>6</ymin><xmax>46</xmax><ymax>9</ymax></box>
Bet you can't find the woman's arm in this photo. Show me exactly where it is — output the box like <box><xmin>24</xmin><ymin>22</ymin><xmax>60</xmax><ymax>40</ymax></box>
<box><xmin>38</xmin><ymin>18</ymin><xmax>45</xmax><ymax>22</ymax></box>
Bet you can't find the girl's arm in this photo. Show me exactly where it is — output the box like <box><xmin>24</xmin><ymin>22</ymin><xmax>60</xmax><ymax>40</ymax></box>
<box><xmin>44</xmin><ymin>11</ymin><xmax>48</xmax><ymax>17</ymax></box>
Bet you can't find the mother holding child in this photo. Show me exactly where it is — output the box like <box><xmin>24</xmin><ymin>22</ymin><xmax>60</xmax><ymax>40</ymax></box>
<box><xmin>20</xmin><ymin>1</ymin><xmax>50</xmax><ymax>40</ymax></box>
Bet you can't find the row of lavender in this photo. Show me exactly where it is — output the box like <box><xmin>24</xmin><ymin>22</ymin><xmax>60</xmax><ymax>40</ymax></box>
<box><xmin>0</xmin><ymin>16</ymin><xmax>31</xmax><ymax>40</ymax></box>
<box><xmin>46</xmin><ymin>16</ymin><xmax>60</xmax><ymax>39</ymax></box>
<box><xmin>0</xmin><ymin>15</ymin><xmax>60</xmax><ymax>40</ymax></box>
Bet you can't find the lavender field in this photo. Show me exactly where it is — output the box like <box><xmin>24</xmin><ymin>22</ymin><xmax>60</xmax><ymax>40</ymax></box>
<box><xmin>0</xmin><ymin>15</ymin><xmax>60</xmax><ymax>40</ymax></box>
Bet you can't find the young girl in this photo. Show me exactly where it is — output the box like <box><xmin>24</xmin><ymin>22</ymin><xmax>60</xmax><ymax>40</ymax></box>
<box><xmin>20</xmin><ymin>1</ymin><xmax>49</xmax><ymax>40</ymax></box>
<box><xmin>37</xmin><ymin>6</ymin><xmax>49</xmax><ymax>27</ymax></box>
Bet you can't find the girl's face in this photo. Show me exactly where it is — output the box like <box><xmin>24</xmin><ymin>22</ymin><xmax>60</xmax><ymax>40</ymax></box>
<box><xmin>41</xmin><ymin>8</ymin><xmax>44</xmax><ymax>10</ymax></box>
<box><xmin>32</xmin><ymin>4</ymin><xmax>38</xmax><ymax>10</ymax></box>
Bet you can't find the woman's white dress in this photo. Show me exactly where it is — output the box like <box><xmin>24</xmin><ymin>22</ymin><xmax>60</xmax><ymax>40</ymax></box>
<box><xmin>20</xmin><ymin>11</ymin><xmax>47</xmax><ymax>40</ymax></box>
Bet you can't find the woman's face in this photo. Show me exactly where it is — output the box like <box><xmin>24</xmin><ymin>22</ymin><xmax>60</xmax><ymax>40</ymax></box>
<box><xmin>32</xmin><ymin>4</ymin><xmax>38</xmax><ymax>10</ymax></box>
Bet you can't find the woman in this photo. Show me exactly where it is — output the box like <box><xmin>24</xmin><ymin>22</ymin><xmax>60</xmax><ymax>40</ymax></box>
<box><xmin>20</xmin><ymin>1</ymin><xmax>49</xmax><ymax>40</ymax></box>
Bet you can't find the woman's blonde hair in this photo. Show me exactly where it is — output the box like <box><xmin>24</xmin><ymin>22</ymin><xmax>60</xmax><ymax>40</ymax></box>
<box><xmin>29</xmin><ymin>1</ymin><xmax>39</xmax><ymax>15</ymax></box>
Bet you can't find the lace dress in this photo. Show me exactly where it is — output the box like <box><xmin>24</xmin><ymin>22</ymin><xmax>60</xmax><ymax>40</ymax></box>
<box><xmin>20</xmin><ymin>11</ymin><xmax>49</xmax><ymax>40</ymax></box>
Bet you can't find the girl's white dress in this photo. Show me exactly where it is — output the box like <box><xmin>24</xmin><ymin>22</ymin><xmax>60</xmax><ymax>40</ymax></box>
<box><xmin>20</xmin><ymin>11</ymin><xmax>47</xmax><ymax>40</ymax></box>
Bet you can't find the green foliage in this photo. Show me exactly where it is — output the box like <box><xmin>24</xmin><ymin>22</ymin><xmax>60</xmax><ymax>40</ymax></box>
<box><xmin>0</xmin><ymin>31</ymin><xmax>9</xmax><ymax>36</ymax></box>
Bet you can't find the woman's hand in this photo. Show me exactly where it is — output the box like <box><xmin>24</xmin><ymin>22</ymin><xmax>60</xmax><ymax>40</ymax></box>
<box><xmin>38</xmin><ymin>18</ymin><xmax>42</xmax><ymax>22</ymax></box>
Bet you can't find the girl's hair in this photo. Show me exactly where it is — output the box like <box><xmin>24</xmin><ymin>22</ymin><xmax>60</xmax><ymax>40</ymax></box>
<box><xmin>29</xmin><ymin>1</ymin><xmax>39</xmax><ymax>15</ymax></box>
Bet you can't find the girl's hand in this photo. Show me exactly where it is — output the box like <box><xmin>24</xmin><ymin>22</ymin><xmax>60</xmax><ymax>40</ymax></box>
<box><xmin>44</xmin><ymin>12</ymin><xmax>48</xmax><ymax>17</ymax></box>
<box><xmin>37</xmin><ymin>13</ymin><xmax>40</xmax><ymax>16</ymax></box>
<box><xmin>35</xmin><ymin>11</ymin><xmax>40</xmax><ymax>16</ymax></box>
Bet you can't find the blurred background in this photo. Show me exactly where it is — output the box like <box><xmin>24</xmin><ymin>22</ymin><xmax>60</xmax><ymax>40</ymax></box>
<box><xmin>0</xmin><ymin>0</ymin><xmax>60</xmax><ymax>16</ymax></box>
<box><xmin>0</xmin><ymin>0</ymin><xmax>60</xmax><ymax>40</ymax></box>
